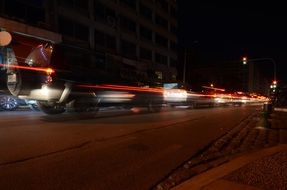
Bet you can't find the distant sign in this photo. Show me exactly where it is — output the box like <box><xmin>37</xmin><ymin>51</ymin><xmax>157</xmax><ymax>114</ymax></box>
<box><xmin>0</xmin><ymin>31</ymin><xmax>12</xmax><ymax>46</ymax></box>
<box><xmin>164</xmin><ymin>83</ymin><xmax>179</xmax><ymax>89</ymax></box>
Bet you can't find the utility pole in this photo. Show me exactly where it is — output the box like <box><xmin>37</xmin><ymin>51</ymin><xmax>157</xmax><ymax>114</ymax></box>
<box><xmin>183</xmin><ymin>48</ymin><xmax>186</xmax><ymax>84</ymax></box>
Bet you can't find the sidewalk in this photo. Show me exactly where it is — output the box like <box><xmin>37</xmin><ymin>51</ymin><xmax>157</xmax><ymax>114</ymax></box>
<box><xmin>172</xmin><ymin>109</ymin><xmax>287</xmax><ymax>190</ymax></box>
<box><xmin>172</xmin><ymin>145</ymin><xmax>287</xmax><ymax>190</ymax></box>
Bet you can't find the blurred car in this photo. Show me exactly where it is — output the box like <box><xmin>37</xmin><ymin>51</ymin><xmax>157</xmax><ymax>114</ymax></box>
<box><xmin>187</xmin><ymin>91</ymin><xmax>216</xmax><ymax>108</ymax></box>
<box><xmin>4</xmin><ymin>42</ymin><xmax>163</xmax><ymax>115</ymax></box>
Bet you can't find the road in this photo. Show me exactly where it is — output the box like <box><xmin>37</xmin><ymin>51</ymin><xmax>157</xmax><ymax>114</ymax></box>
<box><xmin>0</xmin><ymin>105</ymin><xmax>261</xmax><ymax>190</ymax></box>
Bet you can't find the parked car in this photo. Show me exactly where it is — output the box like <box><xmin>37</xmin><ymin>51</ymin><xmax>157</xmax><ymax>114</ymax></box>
<box><xmin>0</xmin><ymin>90</ymin><xmax>22</xmax><ymax>110</ymax></box>
<box><xmin>0</xmin><ymin>90</ymin><xmax>38</xmax><ymax>111</ymax></box>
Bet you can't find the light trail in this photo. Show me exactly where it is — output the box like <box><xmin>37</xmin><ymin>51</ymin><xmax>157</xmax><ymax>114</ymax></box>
<box><xmin>0</xmin><ymin>63</ymin><xmax>55</xmax><ymax>75</ymax></box>
<box><xmin>77</xmin><ymin>84</ymin><xmax>164</xmax><ymax>93</ymax></box>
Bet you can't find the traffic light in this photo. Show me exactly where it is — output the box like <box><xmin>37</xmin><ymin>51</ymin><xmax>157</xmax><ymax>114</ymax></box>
<box><xmin>242</xmin><ymin>57</ymin><xmax>247</xmax><ymax>65</ymax></box>
<box><xmin>270</xmin><ymin>80</ymin><xmax>278</xmax><ymax>89</ymax></box>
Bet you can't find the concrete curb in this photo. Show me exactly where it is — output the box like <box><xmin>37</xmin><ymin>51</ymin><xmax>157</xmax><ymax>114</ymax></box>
<box><xmin>274</xmin><ymin>107</ymin><xmax>287</xmax><ymax>112</ymax></box>
<box><xmin>171</xmin><ymin>144</ymin><xmax>287</xmax><ymax>190</ymax></box>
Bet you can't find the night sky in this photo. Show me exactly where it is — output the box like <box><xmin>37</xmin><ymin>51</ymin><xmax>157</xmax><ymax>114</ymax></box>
<box><xmin>178</xmin><ymin>1</ymin><xmax>287</xmax><ymax>83</ymax></box>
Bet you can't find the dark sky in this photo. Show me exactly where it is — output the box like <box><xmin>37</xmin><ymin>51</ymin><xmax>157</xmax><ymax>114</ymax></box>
<box><xmin>178</xmin><ymin>1</ymin><xmax>287</xmax><ymax>83</ymax></box>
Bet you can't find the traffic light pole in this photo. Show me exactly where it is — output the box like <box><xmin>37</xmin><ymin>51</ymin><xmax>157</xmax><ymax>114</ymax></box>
<box><xmin>244</xmin><ymin>57</ymin><xmax>277</xmax><ymax>82</ymax></box>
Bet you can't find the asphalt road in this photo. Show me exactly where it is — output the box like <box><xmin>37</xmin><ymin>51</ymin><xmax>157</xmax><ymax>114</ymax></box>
<box><xmin>0</xmin><ymin>105</ymin><xmax>261</xmax><ymax>190</ymax></box>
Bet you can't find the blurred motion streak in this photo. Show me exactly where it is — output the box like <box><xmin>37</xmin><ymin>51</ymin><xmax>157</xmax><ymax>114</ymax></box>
<box><xmin>0</xmin><ymin>63</ymin><xmax>55</xmax><ymax>75</ymax></box>
<box><xmin>163</xmin><ymin>89</ymin><xmax>187</xmax><ymax>102</ymax></box>
<box><xmin>97</xmin><ymin>92</ymin><xmax>135</xmax><ymax>103</ymax></box>
<box><xmin>77</xmin><ymin>84</ymin><xmax>164</xmax><ymax>93</ymax></box>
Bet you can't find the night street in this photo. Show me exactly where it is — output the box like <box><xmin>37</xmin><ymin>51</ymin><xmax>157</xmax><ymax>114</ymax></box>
<box><xmin>1</xmin><ymin>1</ymin><xmax>287</xmax><ymax>189</ymax></box>
<box><xmin>0</xmin><ymin>106</ymin><xmax>261</xmax><ymax>190</ymax></box>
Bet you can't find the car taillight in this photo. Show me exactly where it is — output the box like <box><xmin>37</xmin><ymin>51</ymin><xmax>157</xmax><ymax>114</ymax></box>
<box><xmin>45</xmin><ymin>68</ymin><xmax>55</xmax><ymax>75</ymax></box>
<box><xmin>45</xmin><ymin>75</ymin><xmax>53</xmax><ymax>84</ymax></box>
<box><xmin>45</xmin><ymin>68</ymin><xmax>55</xmax><ymax>84</ymax></box>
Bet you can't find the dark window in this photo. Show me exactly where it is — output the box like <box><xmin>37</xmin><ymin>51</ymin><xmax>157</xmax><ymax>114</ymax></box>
<box><xmin>106</xmin><ymin>8</ymin><xmax>116</xmax><ymax>19</ymax></box>
<box><xmin>58</xmin><ymin>0</ymin><xmax>88</xmax><ymax>15</ymax></box>
<box><xmin>4</xmin><ymin>0</ymin><xmax>45</xmax><ymax>25</ymax></box>
<box><xmin>155</xmin><ymin>14</ymin><xmax>168</xmax><ymax>29</ymax></box>
<box><xmin>139</xmin><ymin>3</ymin><xmax>152</xmax><ymax>20</ymax></box>
<box><xmin>75</xmin><ymin>23</ymin><xmax>89</xmax><ymax>41</ymax></box>
<box><xmin>5</xmin><ymin>0</ymin><xmax>26</xmax><ymax>18</ymax></box>
<box><xmin>58</xmin><ymin>0</ymin><xmax>88</xmax><ymax>9</ymax></box>
<box><xmin>121</xmin><ymin>40</ymin><xmax>136</xmax><ymax>59</ymax></box>
<box><xmin>58</xmin><ymin>17</ymin><xmax>89</xmax><ymax>41</ymax></box>
<box><xmin>170</xmin><ymin>58</ymin><xmax>177</xmax><ymax>67</ymax></box>
<box><xmin>94</xmin><ymin>52</ymin><xmax>106</xmax><ymax>69</ymax></box>
<box><xmin>95</xmin><ymin>30</ymin><xmax>116</xmax><ymax>50</ymax></box>
<box><xmin>106</xmin><ymin>34</ymin><xmax>116</xmax><ymax>49</ymax></box>
<box><xmin>170</xmin><ymin>41</ymin><xmax>177</xmax><ymax>50</ymax></box>
<box><xmin>74</xmin><ymin>0</ymin><xmax>89</xmax><ymax>10</ymax></box>
<box><xmin>155</xmin><ymin>53</ymin><xmax>167</xmax><ymax>65</ymax></box>
<box><xmin>140</xmin><ymin>47</ymin><xmax>152</xmax><ymax>60</ymax></box>
<box><xmin>140</xmin><ymin>26</ymin><xmax>152</xmax><ymax>41</ymax></box>
<box><xmin>170</xmin><ymin>6</ymin><xmax>177</xmax><ymax>19</ymax></box>
<box><xmin>5</xmin><ymin>0</ymin><xmax>24</xmax><ymax>18</ymax></box>
<box><xmin>94</xmin><ymin>2</ymin><xmax>106</xmax><ymax>19</ymax></box>
<box><xmin>156</xmin><ymin>0</ymin><xmax>168</xmax><ymax>12</ymax></box>
<box><xmin>119</xmin><ymin>0</ymin><xmax>136</xmax><ymax>9</ymax></box>
<box><xmin>94</xmin><ymin>2</ymin><xmax>116</xmax><ymax>22</ymax></box>
<box><xmin>120</xmin><ymin>15</ymin><xmax>136</xmax><ymax>33</ymax></box>
<box><xmin>94</xmin><ymin>2</ymin><xmax>116</xmax><ymax>19</ymax></box>
<box><xmin>94</xmin><ymin>30</ymin><xmax>106</xmax><ymax>47</ymax></box>
<box><xmin>155</xmin><ymin>34</ymin><xmax>168</xmax><ymax>47</ymax></box>
<box><xmin>58</xmin><ymin>0</ymin><xmax>72</xmax><ymax>6</ymax></box>
<box><xmin>27</xmin><ymin>7</ymin><xmax>45</xmax><ymax>23</ymax></box>
<box><xmin>59</xmin><ymin>17</ymin><xmax>74</xmax><ymax>36</ymax></box>
<box><xmin>21</xmin><ymin>0</ymin><xmax>44</xmax><ymax>6</ymax></box>
<box><xmin>170</xmin><ymin>25</ymin><xmax>177</xmax><ymax>35</ymax></box>
<box><xmin>145</xmin><ymin>0</ymin><xmax>153</xmax><ymax>4</ymax></box>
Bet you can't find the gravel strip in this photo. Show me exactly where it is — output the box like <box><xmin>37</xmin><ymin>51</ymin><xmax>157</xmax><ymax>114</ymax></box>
<box><xmin>224</xmin><ymin>151</ymin><xmax>287</xmax><ymax>190</ymax></box>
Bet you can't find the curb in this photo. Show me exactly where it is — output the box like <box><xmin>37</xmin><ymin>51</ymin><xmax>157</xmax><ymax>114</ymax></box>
<box><xmin>153</xmin><ymin>112</ymin><xmax>261</xmax><ymax>190</ymax></box>
<box><xmin>274</xmin><ymin>107</ymin><xmax>287</xmax><ymax>112</ymax></box>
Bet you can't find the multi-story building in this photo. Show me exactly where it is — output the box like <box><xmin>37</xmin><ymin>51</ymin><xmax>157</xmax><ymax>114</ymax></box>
<box><xmin>0</xmin><ymin>0</ymin><xmax>178</xmax><ymax>85</ymax></box>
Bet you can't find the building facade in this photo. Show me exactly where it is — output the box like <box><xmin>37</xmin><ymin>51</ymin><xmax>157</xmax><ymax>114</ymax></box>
<box><xmin>0</xmin><ymin>0</ymin><xmax>178</xmax><ymax>84</ymax></box>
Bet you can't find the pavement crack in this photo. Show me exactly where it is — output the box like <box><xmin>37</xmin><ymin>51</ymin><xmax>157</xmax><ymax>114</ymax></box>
<box><xmin>0</xmin><ymin>141</ymin><xmax>91</xmax><ymax>167</ymax></box>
